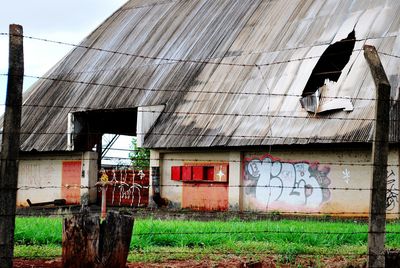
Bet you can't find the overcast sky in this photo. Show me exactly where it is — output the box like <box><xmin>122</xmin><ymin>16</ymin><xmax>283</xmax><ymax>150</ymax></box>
<box><xmin>1</xmin><ymin>0</ymin><xmax>128</xmax><ymax>96</ymax></box>
<box><xmin>0</xmin><ymin>0</ymin><xmax>132</xmax><ymax>165</ymax></box>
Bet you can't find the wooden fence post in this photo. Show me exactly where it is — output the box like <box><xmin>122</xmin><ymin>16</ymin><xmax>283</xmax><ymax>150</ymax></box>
<box><xmin>0</xmin><ymin>24</ymin><xmax>24</xmax><ymax>268</ymax></box>
<box><xmin>62</xmin><ymin>208</ymin><xmax>134</xmax><ymax>268</ymax></box>
<box><xmin>364</xmin><ymin>45</ymin><xmax>391</xmax><ymax>268</ymax></box>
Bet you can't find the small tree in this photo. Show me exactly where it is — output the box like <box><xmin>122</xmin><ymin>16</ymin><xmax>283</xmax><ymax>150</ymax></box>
<box><xmin>129</xmin><ymin>137</ymin><xmax>150</xmax><ymax>170</ymax></box>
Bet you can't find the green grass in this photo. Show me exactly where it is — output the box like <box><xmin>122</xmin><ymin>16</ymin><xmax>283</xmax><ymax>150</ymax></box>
<box><xmin>14</xmin><ymin>245</ymin><xmax>61</xmax><ymax>259</ymax></box>
<box><xmin>12</xmin><ymin>217</ymin><xmax>400</xmax><ymax>263</ymax></box>
<box><xmin>15</xmin><ymin>217</ymin><xmax>62</xmax><ymax>245</ymax></box>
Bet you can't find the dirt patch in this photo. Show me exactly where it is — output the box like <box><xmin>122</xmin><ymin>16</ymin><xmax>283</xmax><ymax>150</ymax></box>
<box><xmin>127</xmin><ymin>257</ymin><xmax>276</xmax><ymax>267</ymax></box>
<box><xmin>13</xmin><ymin>258</ymin><xmax>62</xmax><ymax>268</ymax></box>
<box><xmin>14</xmin><ymin>256</ymin><xmax>367</xmax><ymax>268</ymax></box>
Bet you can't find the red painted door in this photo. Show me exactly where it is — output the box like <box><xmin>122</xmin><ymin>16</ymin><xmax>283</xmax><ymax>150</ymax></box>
<box><xmin>182</xmin><ymin>182</ymin><xmax>228</xmax><ymax>211</ymax></box>
<box><xmin>61</xmin><ymin>161</ymin><xmax>82</xmax><ymax>204</ymax></box>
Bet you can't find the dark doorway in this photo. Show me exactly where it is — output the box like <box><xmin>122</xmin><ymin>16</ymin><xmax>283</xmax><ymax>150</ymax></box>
<box><xmin>72</xmin><ymin>108</ymin><xmax>138</xmax><ymax>152</ymax></box>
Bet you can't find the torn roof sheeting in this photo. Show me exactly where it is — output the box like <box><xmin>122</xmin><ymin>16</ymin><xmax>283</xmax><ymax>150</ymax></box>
<box><xmin>6</xmin><ymin>0</ymin><xmax>400</xmax><ymax>151</ymax></box>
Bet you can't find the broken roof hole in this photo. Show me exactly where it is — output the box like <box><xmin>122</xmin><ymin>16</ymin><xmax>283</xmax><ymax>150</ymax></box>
<box><xmin>300</xmin><ymin>30</ymin><xmax>356</xmax><ymax>114</ymax></box>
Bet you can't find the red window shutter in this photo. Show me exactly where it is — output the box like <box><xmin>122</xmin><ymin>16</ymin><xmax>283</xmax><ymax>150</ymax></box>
<box><xmin>192</xmin><ymin>166</ymin><xmax>204</xmax><ymax>180</ymax></box>
<box><xmin>182</xmin><ymin>166</ymin><xmax>192</xmax><ymax>181</ymax></box>
<box><xmin>171</xmin><ymin>166</ymin><xmax>182</xmax><ymax>181</ymax></box>
<box><xmin>205</xmin><ymin>166</ymin><xmax>214</xmax><ymax>181</ymax></box>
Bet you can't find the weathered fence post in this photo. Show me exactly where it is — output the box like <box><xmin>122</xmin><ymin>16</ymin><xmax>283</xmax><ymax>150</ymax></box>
<box><xmin>0</xmin><ymin>24</ymin><xmax>24</xmax><ymax>268</ymax></box>
<box><xmin>364</xmin><ymin>45</ymin><xmax>391</xmax><ymax>268</ymax></box>
<box><xmin>62</xmin><ymin>208</ymin><xmax>134</xmax><ymax>268</ymax></box>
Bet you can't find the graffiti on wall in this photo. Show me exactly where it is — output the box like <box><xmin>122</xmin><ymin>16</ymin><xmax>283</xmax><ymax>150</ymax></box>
<box><xmin>386</xmin><ymin>170</ymin><xmax>399</xmax><ymax>211</ymax></box>
<box><xmin>98</xmin><ymin>169</ymin><xmax>149</xmax><ymax>207</ymax></box>
<box><xmin>113</xmin><ymin>169</ymin><xmax>146</xmax><ymax>206</ymax></box>
<box><xmin>342</xmin><ymin>168</ymin><xmax>351</xmax><ymax>184</ymax></box>
<box><xmin>244</xmin><ymin>154</ymin><xmax>331</xmax><ymax>209</ymax></box>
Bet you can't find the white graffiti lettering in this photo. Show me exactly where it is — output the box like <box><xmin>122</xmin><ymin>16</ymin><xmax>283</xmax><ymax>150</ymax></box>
<box><xmin>245</xmin><ymin>155</ymin><xmax>331</xmax><ymax>209</ymax></box>
<box><xmin>118</xmin><ymin>182</ymin><xmax>145</xmax><ymax>206</ymax></box>
<box><xmin>102</xmin><ymin>168</ymin><xmax>149</xmax><ymax>207</ymax></box>
<box><xmin>342</xmin><ymin>169</ymin><xmax>351</xmax><ymax>184</ymax></box>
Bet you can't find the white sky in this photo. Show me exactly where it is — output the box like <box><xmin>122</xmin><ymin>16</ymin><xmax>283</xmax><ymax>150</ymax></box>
<box><xmin>0</xmin><ymin>0</ymin><xmax>132</xmax><ymax>166</ymax></box>
<box><xmin>1</xmin><ymin>0</ymin><xmax>128</xmax><ymax>96</ymax></box>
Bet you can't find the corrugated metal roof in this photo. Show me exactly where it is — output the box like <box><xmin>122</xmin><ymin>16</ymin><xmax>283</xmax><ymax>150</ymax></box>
<box><xmin>7</xmin><ymin>0</ymin><xmax>400</xmax><ymax>151</ymax></box>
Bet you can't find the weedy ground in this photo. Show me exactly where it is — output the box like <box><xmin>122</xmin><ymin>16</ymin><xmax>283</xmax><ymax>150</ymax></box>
<box><xmin>12</xmin><ymin>217</ymin><xmax>400</xmax><ymax>266</ymax></box>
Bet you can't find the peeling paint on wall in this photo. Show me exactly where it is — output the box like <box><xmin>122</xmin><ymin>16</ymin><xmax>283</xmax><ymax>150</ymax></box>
<box><xmin>182</xmin><ymin>183</ymin><xmax>228</xmax><ymax>211</ymax></box>
<box><xmin>244</xmin><ymin>154</ymin><xmax>331</xmax><ymax>210</ymax></box>
<box><xmin>17</xmin><ymin>160</ymin><xmax>61</xmax><ymax>206</ymax></box>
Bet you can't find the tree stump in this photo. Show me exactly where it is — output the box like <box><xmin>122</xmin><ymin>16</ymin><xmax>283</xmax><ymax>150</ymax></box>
<box><xmin>98</xmin><ymin>211</ymin><xmax>134</xmax><ymax>267</ymax></box>
<box><xmin>62</xmin><ymin>208</ymin><xmax>134</xmax><ymax>268</ymax></box>
<box><xmin>62</xmin><ymin>208</ymin><xmax>99</xmax><ymax>267</ymax></box>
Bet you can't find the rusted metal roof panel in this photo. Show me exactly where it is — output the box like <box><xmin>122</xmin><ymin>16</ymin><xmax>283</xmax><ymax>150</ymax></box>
<box><xmin>6</xmin><ymin>0</ymin><xmax>400</xmax><ymax>151</ymax></box>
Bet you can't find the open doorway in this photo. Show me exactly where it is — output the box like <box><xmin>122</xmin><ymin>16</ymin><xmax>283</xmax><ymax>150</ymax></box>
<box><xmin>70</xmin><ymin>108</ymin><xmax>138</xmax><ymax>159</ymax></box>
<box><xmin>69</xmin><ymin>108</ymin><xmax>150</xmax><ymax>207</ymax></box>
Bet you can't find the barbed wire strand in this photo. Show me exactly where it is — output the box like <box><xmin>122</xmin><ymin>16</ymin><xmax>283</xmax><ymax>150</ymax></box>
<box><xmin>7</xmin><ymin>209</ymin><xmax>400</xmax><ymax>217</ymax></box>
<box><xmin>0</xmin><ymin>72</ymin><xmax>397</xmax><ymax>103</ymax></box>
<box><xmin>11</xmin><ymin>252</ymin><xmax>374</xmax><ymax>258</ymax></box>
<box><xmin>1</xmin><ymin>32</ymin><xmax>399</xmax><ymax>66</ymax></box>
<box><xmin>6</xmin><ymin>183</ymin><xmax>400</xmax><ymax>192</ymax></box>
<box><xmin>7</xmin><ymin>155</ymin><xmax>400</xmax><ymax>168</ymax></box>
<box><xmin>1</xmin><ymin>130</ymin><xmax>394</xmax><ymax>143</ymax></box>
<box><xmin>0</xmin><ymin>33</ymin><xmax>376</xmax><ymax>67</ymax></box>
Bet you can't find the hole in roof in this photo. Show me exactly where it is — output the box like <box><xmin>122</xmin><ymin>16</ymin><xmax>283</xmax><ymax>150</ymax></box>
<box><xmin>300</xmin><ymin>30</ymin><xmax>356</xmax><ymax>114</ymax></box>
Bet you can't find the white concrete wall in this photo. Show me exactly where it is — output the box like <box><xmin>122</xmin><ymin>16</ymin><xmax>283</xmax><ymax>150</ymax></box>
<box><xmin>228</xmin><ymin>151</ymin><xmax>242</xmax><ymax>210</ymax></box>
<box><xmin>17</xmin><ymin>152</ymin><xmax>98</xmax><ymax>207</ymax></box>
<box><xmin>152</xmin><ymin>147</ymin><xmax>399</xmax><ymax>218</ymax></box>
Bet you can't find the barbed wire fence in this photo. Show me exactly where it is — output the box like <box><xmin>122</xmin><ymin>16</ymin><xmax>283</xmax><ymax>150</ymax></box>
<box><xmin>0</xmin><ymin>32</ymin><xmax>399</xmax><ymax>266</ymax></box>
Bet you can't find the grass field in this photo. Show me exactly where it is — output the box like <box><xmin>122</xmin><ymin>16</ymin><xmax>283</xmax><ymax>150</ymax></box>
<box><xmin>13</xmin><ymin>217</ymin><xmax>400</xmax><ymax>264</ymax></box>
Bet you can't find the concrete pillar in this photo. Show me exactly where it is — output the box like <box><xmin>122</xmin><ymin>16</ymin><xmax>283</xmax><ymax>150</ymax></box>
<box><xmin>228</xmin><ymin>151</ymin><xmax>242</xmax><ymax>211</ymax></box>
<box><xmin>81</xmin><ymin>152</ymin><xmax>98</xmax><ymax>205</ymax></box>
<box><xmin>149</xmin><ymin>150</ymin><xmax>160</xmax><ymax>207</ymax></box>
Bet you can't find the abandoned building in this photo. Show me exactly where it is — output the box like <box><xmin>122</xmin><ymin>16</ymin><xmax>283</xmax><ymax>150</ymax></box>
<box><xmin>6</xmin><ymin>0</ymin><xmax>400</xmax><ymax>217</ymax></box>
